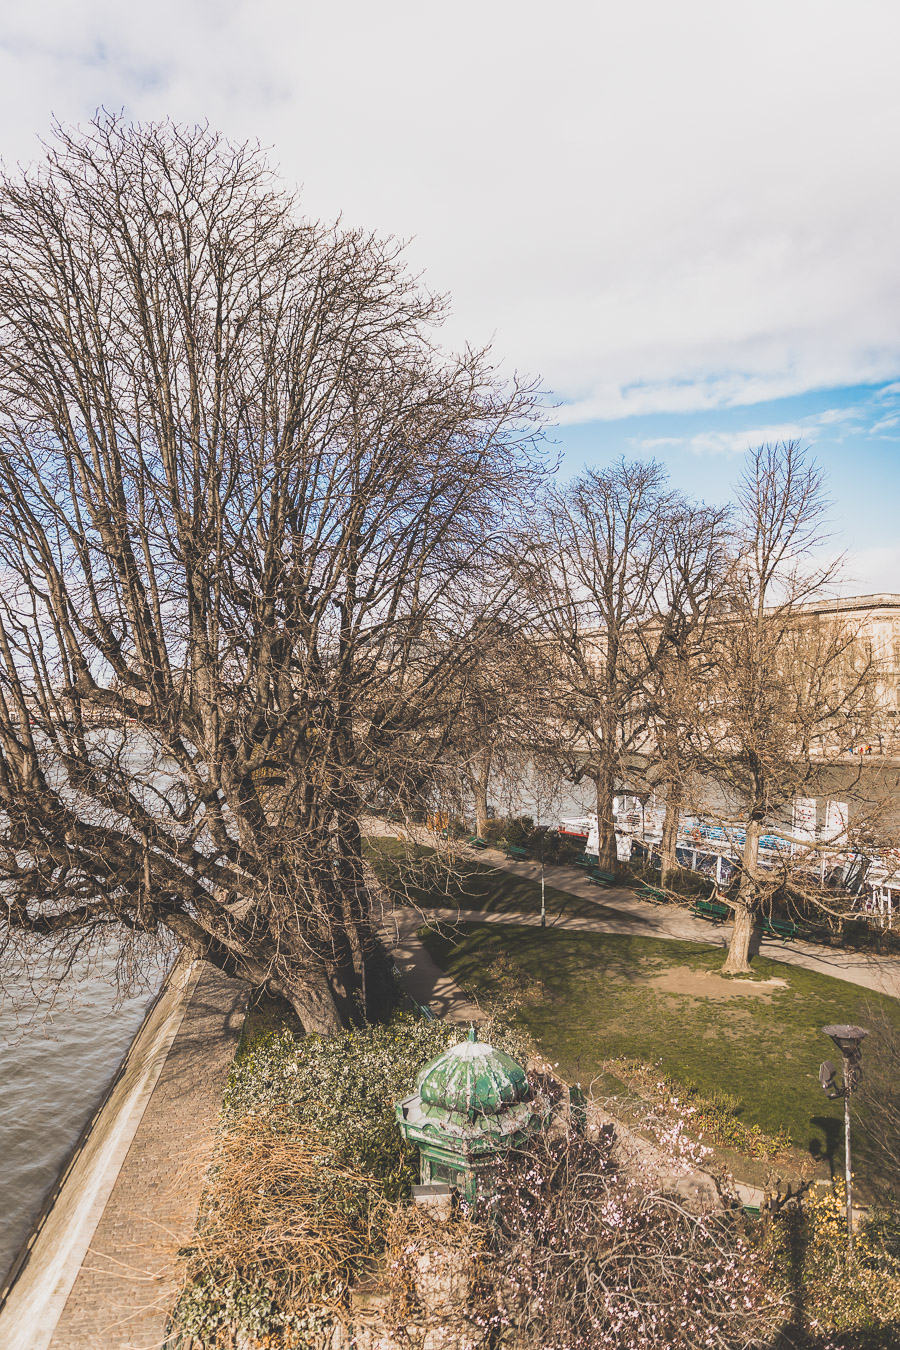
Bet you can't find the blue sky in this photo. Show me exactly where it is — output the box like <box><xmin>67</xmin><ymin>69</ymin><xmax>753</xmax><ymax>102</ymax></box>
<box><xmin>1</xmin><ymin>1</ymin><xmax>899</xmax><ymax>587</ymax></box>
<box><xmin>550</xmin><ymin>383</ymin><xmax>900</xmax><ymax>592</ymax></box>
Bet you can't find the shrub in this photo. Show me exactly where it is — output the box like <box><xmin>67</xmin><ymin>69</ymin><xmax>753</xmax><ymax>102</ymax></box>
<box><xmin>526</xmin><ymin>825</ymin><xmax>587</xmax><ymax>866</ymax></box>
<box><xmin>480</xmin><ymin>813</ymin><xmax>533</xmax><ymax>847</ymax></box>
<box><xmin>175</xmin><ymin>1109</ymin><xmax>384</xmax><ymax>1340</ymax></box>
<box><xmin>766</xmin><ymin>1182</ymin><xmax>900</xmax><ymax>1346</ymax></box>
<box><xmin>604</xmin><ymin>1058</ymin><xmax>794</xmax><ymax>1160</ymax></box>
<box><xmin>473</xmin><ymin>1130</ymin><xmax>782</xmax><ymax>1349</ymax></box>
<box><xmin>223</xmin><ymin>1015</ymin><xmax>468</xmax><ymax>1198</ymax></box>
<box><xmin>172</xmin><ymin>1013</ymin><xmax>534</xmax><ymax>1345</ymax></box>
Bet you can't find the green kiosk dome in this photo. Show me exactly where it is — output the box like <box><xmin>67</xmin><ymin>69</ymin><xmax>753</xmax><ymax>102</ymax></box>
<box><xmin>395</xmin><ymin>1029</ymin><xmax>545</xmax><ymax>1203</ymax></box>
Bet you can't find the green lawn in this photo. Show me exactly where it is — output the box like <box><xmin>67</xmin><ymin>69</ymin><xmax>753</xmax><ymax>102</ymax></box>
<box><xmin>364</xmin><ymin>836</ymin><xmax>629</xmax><ymax>924</ymax></box>
<box><xmin>418</xmin><ymin>921</ymin><xmax>899</xmax><ymax>1191</ymax></box>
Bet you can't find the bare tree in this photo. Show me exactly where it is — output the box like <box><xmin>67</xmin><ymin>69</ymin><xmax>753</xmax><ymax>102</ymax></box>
<box><xmin>523</xmin><ymin>461</ymin><xmax>727</xmax><ymax>872</ymax></box>
<box><xmin>697</xmin><ymin>443</ymin><xmax>881</xmax><ymax>974</ymax></box>
<box><xmin>638</xmin><ymin>500</ymin><xmax>730</xmax><ymax>884</ymax></box>
<box><xmin>438</xmin><ymin>622</ymin><xmax>548</xmax><ymax>838</ymax></box>
<box><xmin>0</xmin><ymin>116</ymin><xmax>542</xmax><ymax>1032</ymax></box>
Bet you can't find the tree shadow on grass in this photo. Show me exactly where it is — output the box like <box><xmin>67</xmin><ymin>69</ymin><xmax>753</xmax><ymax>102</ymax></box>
<box><xmin>808</xmin><ymin>1115</ymin><xmax>843</xmax><ymax>1177</ymax></box>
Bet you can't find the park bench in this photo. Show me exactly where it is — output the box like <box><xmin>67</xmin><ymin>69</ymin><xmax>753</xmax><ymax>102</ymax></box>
<box><xmin>588</xmin><ymin>867</ymin><xmax>617</xmax><ymax>888</ymax></box>
<box><xmin>466</xmin><ymin>835</ymin><xmax>489</xmax><ymax>849</ymax></box>
<box><xmin>760</xmin><ymin>916</ymin><xmax>799</xmax><ymax>941</ymax></box>
<box><xmin>504</xmin><ymin>844</ymin><xmax>528</xmax><ymax>861</ymax></box>
<box><xmin>574</xmin><ymin>853</ymin><xmax>599</xmax><ymax>869</ymax></box>
<box><xmin>690</xmin><ymin>899</ymin><xmax>730</xmax><ymax>924</ymax></box>
<box><xmin>638</xmin><ymin>883</ymin><xmax>669</xmax><ymax>904</ymax></box>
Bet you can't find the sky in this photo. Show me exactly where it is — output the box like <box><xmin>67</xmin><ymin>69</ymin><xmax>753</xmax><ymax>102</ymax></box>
<box><xmin>1</xmin><ymin>1</ymin><xmax>899</xmax><ymax>589</ymax></box>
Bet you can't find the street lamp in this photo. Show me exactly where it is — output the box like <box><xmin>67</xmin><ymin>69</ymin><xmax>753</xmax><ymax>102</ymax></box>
<box><xmin>820</xmin><ymin>1023</ymin><xmax>868</xmax><ymax>1245</ymax></box>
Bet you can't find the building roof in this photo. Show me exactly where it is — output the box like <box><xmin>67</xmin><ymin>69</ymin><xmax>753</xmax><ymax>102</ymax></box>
<box><xmin>416</xmin><ymin>1028</ymin><xmax>531</xmax><ymax>1119</ymax></box>
<box><xmin>797</xmin><ymin>593</ymin><xmax>900</xmax><ymax>616</ymax></box>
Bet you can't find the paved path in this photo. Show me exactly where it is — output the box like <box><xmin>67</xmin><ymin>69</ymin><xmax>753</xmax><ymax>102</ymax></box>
<box><xmin>378</xmin><ymin>907</ymin><xmax>485</xmax><ymax>1024</ymax></box>
<box><xmin>392</xmin><ymin>904</ymin><xmax>900</xmax><ymax>998</ymax></box>
<box><xmin>475</xmin><ymin>848</ymin><xmax>900</xmax><ymax>998</ymax></box>
<box><xmin>370</xmin><ymin>821</ymin><xmax>900</xmax><ymax>1000</ymax></box>
<box><xmin>0</xmin><ymin>960</ymin><xmax>247</xmax><ymax>1350</ymax></box>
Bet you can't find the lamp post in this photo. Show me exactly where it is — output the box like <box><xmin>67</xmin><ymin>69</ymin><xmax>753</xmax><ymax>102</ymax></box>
<box><xmin>540</xmin><ymin>829</ymin><xmax>546</xmax><ymax>928</ymax></box>
<box><xmin>819</xmin><ymin>1023</ymin><xmax>868</xmax><ymax>1245</ymax></box>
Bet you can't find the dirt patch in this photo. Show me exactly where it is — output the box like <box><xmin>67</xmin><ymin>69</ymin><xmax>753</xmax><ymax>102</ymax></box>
<box><xmin>644</xmin><ymin>967</ymin><xmax>789</xmax><ymax>1000</ymax></box>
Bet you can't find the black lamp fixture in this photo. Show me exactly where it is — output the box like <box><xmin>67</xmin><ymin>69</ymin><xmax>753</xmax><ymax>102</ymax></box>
<box><xmin>823</xmin><ymin>1024</ymin><xmax>868</xmax><ymax>1061</ymax></box>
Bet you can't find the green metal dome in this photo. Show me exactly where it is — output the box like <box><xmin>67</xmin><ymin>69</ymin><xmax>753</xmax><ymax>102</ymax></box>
<box><xmin>416</xmin><ymin>1028</ymin><xmax>531</xmax><ymax>1119</ymax></box>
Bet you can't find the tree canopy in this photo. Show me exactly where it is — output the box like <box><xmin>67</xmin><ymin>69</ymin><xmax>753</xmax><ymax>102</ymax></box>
<box><xmin>0</xmin><ymin>115</ymin><xmax>542</xmax><ymax>1030</ymax></box>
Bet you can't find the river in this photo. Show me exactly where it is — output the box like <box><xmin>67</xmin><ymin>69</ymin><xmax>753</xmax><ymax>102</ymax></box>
<box><xmin>0</xmin><ymin>950</ymin><xmax>164</xmax><ymax>1285</ymax></box>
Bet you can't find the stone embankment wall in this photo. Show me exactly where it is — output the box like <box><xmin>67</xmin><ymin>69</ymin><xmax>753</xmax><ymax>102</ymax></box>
<box><xmin>0</xmin><ymin>958</ymin><xmax>247</xmax><ymax>1350</ymax></box>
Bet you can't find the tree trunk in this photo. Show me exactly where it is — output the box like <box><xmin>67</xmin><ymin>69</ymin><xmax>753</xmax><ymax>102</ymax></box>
<box><xmin>472</xmin><ymin>750</ymin><xmax>492</xmax><ymax>838</ymax></box>
<box><xmin>722</xmin><ymin>820</ymin><xmax>760</xmax><ymax>974</ymax></box>
<box><xmin>165</xmin><ymin>910</ymin><xmax>347</xmax><ymax>1035</ymax></box>
<box><xmin>722</xmin><ymin>898</ymin><xmax>755</xmax><ymax>975</ymax></box>
<box><xmin>659</xmin><ymin>788</ymin><xmax>681</xmax><ymax>885</ymax></box>
<box><xmin>279</xmin><ymin>968</ymin><xmax>345</xmax><ymax>1035</ymax></box>
<box><xmin>595</xmin><ymin>772</ymin><xmax>617</xmax><ymax>872</ymax></box>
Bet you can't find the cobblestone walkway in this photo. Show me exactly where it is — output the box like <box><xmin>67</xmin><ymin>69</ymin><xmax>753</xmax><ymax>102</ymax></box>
<box><xmin>48</xmin><ymin>964</ymin><xmax>246</xmax><ymax>1350</ymax></box>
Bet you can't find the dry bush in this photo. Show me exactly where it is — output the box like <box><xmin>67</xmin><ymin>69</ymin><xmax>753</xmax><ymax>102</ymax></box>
<box><xmin>470</xmin><ymin>1130</ymin><xmax>783</xmax><ymax>1350</ymax></box>
<box><xmin>384</xmin><ymin>1201</ymin><xmax>485</xmax><ymax>1331</ymax></box>
<box><xmin>175</xmin><ymin>1106</ymin><xmax>389</xmax><ymax>1341</ymax></box>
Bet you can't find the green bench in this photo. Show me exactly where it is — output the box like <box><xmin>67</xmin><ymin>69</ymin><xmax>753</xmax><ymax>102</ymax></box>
<box><xmin>466</xmin><ymin>835</ymin><xmax>489</xmax><ymax>849</ymax></box>
<box><xmin>504</xmin><ymin>844</ymin><xmax>528</xmax><ymax>861</ymax></box>
<box><xmin>574</xmin><ymin>853</ymin><xmax>599</xmax><ymax>869</ymax></box>
<box><xmin>588</xmin><ymin>868</ymin><xmax>616</xmax><ymax>888</ymax></box>
<box><xmin>691</xmin><ymin>899</ymin><xmax>730</xmax><ymax>924</ymax></box>
<box><xmin>638</xmin><ymin>884</ymin><xmax>669</xmax><ymax>903</ymax></box>
<box><xmin>761</xmin><ymin>916</ymin><xmax>799</xmax><ymax>941</ymax></box>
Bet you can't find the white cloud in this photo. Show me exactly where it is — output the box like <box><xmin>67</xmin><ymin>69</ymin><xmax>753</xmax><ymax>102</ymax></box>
<box><xmin>814</xmin><ymin>407</ymin><xmax>866</xmax><ymax>427</ymax></box>
<box><xmin>634</xmin><ymin>423</ymin><xmax>815</xmax><ymax>457</ymax></box>
<box><xmin>870</xmin><ymin>415</ymin><xmax>900</xmax><ymax>435</ymax></box>
<box><xmin>688</xmin><ymin>425</ymin><xmax>815</xmax><ymax>456</ymax></box>
<box><xmin>1</xmin><ymin>1</ymin><xmax>900</xmax><ymax>419</ymax></box>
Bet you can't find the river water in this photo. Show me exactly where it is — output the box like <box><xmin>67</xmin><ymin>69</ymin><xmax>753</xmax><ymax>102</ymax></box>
<box><xmin>0</xmin><ymin>951</ymin><xmax>163</xmax><ymax>1285</ymax></box>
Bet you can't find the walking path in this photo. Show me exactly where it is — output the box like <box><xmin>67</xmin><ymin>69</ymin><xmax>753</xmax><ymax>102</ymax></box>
<box><xmin>389</xmin><ymin>903</ymin><xmax>900</xmax><ymax>999</ymax></box>
<box><xmin>480</xmin><ymin>847</ymin><xmax>900</xmax><ymax>998</ymax></box>
<box><xmin>370</xmin><ymin>821</ymin><xmax>900</xmax><ymax>1000</ymax></box>
<box><xmin>379</xmin><ymin>905</ymin><xmax>484</xmax><ymax>1024</ymax></box>
<box><xmin>0</xmin><ymin>959</ymin><xmax>247</xmax><ymax>1350</ymax></box>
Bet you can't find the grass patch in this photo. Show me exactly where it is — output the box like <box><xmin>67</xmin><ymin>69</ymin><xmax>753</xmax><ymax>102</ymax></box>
<box><xmin>364</xmin><ymin>835</ymin><xmax>630</xmax><ymax>924</ymax></box>
<box><xmin>418</xmin><ymin>922</ymin><xmax>900</xmax><ymax>1192</ymax></box>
